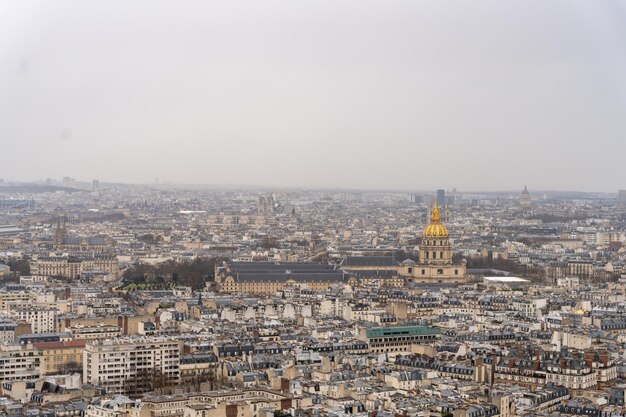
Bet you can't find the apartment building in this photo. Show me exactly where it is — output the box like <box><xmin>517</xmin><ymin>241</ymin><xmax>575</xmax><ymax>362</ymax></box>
<box><xmin>85</xmin><ymin>395</ymin><xmax>136</xmax><ymax>417</ymax></box>
<box><xmin>0</xmin><ymin>292</ymin><xmax>35</xmax><ymax>310</ymax></box>
<box><xmin>67</xmin><ymin>324</ymin><xmax>122</xmax><ymax>340</ymax></box>
<box><xmin>33</xmin><ymin>340</ymin><xmax>86</xmax><ymax>375</ymax></box>
<box><xmin>0</xmin><ymin>321</ymin><xmax>17</xmax><ymax>344</ymax></box>
<box><xmin>128</xmin><ymin>390</ymin><xmax>292</xmax><ymax>417</ymax></box>
<box><xmin>0</xmin><ymin>345</ymin><xmax>41</xmax><ymax>382</ymax></box>
<box><xmin>30</xmin><ymin>254</ymin><xmax>120</xmax><ymax>280</ymax></box>
<box><xmin>511</xmin><ymin>298</ymin><xmax>547</xmax><ymax>319</ymax></box>
<box><xmin>83</xmin><ymin>338</ymin><xmax>182</xmax><ymax>394</ymax></box>
<box><xmin>9</xmin><ymin>306</ymin><xmax>58</xmax><ymax>334</ymax></box>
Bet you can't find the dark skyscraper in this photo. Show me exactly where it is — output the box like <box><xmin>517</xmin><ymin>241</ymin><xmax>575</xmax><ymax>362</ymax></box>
<box><xmin>437</xmin><ymin>189</ymin><xmax>446</xmax><ymax>205</ymax></box>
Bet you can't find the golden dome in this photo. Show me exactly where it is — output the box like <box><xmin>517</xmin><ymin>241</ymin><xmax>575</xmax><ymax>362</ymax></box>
<box><xmin>422</xmin><ymin>204</ymin><xmax>449</xmax><ymax>238</ymax></box>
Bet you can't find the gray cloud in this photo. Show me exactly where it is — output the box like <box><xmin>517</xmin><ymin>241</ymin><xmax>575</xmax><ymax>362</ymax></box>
<box><xmin>1</xmin><ymin>0</ymin><xmax>625</xmax><ymax>191</ymax></box>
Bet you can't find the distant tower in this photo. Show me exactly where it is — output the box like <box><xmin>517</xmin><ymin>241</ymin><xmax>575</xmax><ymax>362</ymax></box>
<box><xmin>408</xmin><ymin>194</ymin><xmax>422</xmax><ymax>204</ymax></box>
<box><xmin>54</xmin><ymin>215</ymin><xmax>67</xmax><ymax>245</ymax></box>
<box><xmin>258</xmin><ymin>195</ymin><xmax>275</xmax><ymax>215</ymax></box>
<box><xmin>54</xmin><ymin>217</ymin><xmax>61</xmax><ymax>245</ymax></box>
<box><xmin>257</xmin><ymin>196</ymin><xmax>266</xmax><ymax>214</ymax></box>
<box><xmin>436</xmin><ymin>189</ymin><xmax>446</xmax><ymax>206</ymax></box>
<box><xmin>268</xmin><ymin>195</ymin><xmax>275</xmax><ymax>213</ymax></box>
<box><xmin>443</xmin><ymin>204</ymin><xmax>451</xmax><ymax>223</ymax></box>
<box><xmin>520</xmin><ymin>186</ymin><xmax>532</xmax><ymax>209</ymax></box>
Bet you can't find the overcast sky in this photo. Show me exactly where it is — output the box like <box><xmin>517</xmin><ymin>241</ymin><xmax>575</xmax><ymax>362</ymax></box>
<box><xmin>1</xmin><ymin>1</ymin><xmax>625</xmax><ymax>191</ymax></box>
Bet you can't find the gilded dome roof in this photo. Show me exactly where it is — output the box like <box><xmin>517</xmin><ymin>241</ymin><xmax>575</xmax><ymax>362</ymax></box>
<box><xmin>422</xmin><ymin>205</ymin><xmax>449</xmax><ymax>238</ymax></box>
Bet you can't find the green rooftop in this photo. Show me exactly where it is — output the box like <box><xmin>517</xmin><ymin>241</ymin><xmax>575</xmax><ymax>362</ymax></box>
<box><xmin>366</xmin><ymin>325</ymin><xmax>440</xmax><ymax>338</ymax></box>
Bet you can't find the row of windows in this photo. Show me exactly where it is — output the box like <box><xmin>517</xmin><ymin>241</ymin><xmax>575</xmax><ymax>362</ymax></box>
<box><xmin>409</xmin><ymin>268</ymin><xmax>459</xmax><ymax>275</ymax></box>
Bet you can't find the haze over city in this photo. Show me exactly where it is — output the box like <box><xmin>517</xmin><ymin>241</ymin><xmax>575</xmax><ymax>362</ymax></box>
<box><xmin>2</xmin><ymin>0</ymin><xmax>626</xmax><ymax>191</ymax></box>
<box><xmin>6</xmin><ymin>1</ymin><xmax>626</xmax><ymax>415</ymax></box>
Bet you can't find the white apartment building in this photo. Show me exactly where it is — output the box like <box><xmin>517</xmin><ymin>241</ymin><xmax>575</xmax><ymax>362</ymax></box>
<box><xmin>0</xmin><ymin>292</ymin><xmax>34</xmax><ymax>310</ymax></box>
<box><xmin>9</xmin><ymin>306</ymin><xmax>57</xmax><ymax>333</ymax></box>
<box><xmin>68</xmin><ymin>324</ymin><xmax>122</xmax><ymax>340</ymax></box>
<box><xmin>511</xmin><ymin>298</ymin><xmax>547</xmax><ymax>319</ymax></box>
<box><xmin>83</xmin><ymin>338</ymin><xmax>182</xmax><ymax>394</ymax></box>
<box><xmin>0</xmin><ymin>345</ymin><xmax>41</xmax><ymax>381</ymax></box>
<box><xmin>0</xmin><ymin>291</ymin><xmax>55</xmax><ymax>310</ymax></box>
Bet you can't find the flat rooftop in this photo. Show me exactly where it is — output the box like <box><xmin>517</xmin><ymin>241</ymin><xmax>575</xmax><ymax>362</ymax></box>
<box><xmin>483</xmin><ymin>276</ymin><xmax>530</xmax><ymax>283</ymax></box>
<box><xmin>366</xmin><ymin>325</ymin><xmax>440</xmax><ymax>338</ymax></box>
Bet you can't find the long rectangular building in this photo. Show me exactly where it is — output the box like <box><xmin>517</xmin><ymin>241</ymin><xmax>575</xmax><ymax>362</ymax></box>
<box><xmin>358</xmin><ymin>325</ymin><xmax>441</xmax><ymax>354</ymax></box>
<box><xmin>215</xmin><ymin>261</ymin><xmax>347</xmax><ymax>294</ymax></box>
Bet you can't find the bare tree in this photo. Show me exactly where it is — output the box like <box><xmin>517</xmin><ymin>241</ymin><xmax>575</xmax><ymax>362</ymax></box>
<box><xmin>122</xmin><ymin>367</ymin><xmax>175</xmax><ymax>397</ymax></box>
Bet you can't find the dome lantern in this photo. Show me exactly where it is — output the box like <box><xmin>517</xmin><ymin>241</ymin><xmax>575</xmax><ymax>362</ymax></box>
<box><xmin>422</xmin><ymin>200</ymin><xmax>448</xmax><ymax>238</ymax></box>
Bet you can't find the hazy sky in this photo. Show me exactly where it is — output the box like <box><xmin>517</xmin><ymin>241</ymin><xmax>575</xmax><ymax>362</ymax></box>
<box><xmin>1</xmin><ymin>1</ymin><xmax>625</xmax><ymax>191</ymax></box>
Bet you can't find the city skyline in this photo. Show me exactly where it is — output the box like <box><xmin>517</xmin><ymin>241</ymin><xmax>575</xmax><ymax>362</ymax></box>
<box><xmin>0</xmin><ymin>176</ymin><xmax>622</xmax><ymax>196</ymax></box>
<box><xmin>4</xmin><ymin>1</ymin><xmax>626</xmax><ymax>415</ymax></box>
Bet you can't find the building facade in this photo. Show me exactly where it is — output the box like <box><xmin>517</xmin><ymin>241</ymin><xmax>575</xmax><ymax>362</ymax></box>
<box><xmin>83</xmin><ymin>338</ymin><xmax>182</xmax><ymax>394</ymax></box>
<box><xmin>358</xmin><ymin>325</ymin><xmax>441</xmax><ymax>354</ymax></box>
<box><xmin>33</xmin><ymin>340</ymin><xmax>86</xmax><ymax>375</ymax></box>
<box><xmin>215</xmin><ymin>262</ymin><xmax>346</xmax><ymax>295</ymax></box>
<box><xmin>399</xmin><ymin>203</ymin><xmax>466</xmax><ymax>283</ymax></box>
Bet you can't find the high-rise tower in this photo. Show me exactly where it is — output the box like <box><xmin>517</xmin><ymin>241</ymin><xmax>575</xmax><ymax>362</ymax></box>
<box><xmin>520</xmin><ymin>186</ymin><xmax>531</xmax><ymax>209</ymax></box>
<box><xmin>436</xmin><ymin>189</ymin><xmax>446</xmax><ymax>206</ymax></box>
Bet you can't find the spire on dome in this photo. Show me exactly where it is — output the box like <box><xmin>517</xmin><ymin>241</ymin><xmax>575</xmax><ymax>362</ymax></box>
<box><xmin>431</xmin><ymin>199</ymin><xmax>441</xmax><ymax>224</ymax></box>
<box><xmin>422</xmin><ymin>198</ymin><xmax>448</xmax><ymax>238</ymax></box>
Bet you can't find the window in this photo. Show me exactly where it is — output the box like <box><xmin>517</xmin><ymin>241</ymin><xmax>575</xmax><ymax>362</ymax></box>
<box><xmin>437</xmin><ymin>269</ymin><xmax>443</xmax><ymax>274</ymax></box>
<box><xmin>455</xmin><ymin>269</ymin><xmax>458</xmax><ymax>275</ymax></box>
<box><xmin>407</xmin><ymin>268</ymin><xmax>412</xmax><ymax>274</ymax></box>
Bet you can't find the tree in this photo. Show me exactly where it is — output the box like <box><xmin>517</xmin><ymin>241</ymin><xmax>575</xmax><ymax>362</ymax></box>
<box><xmin>260</xmin><ymin>236</ymin><xmax>279</xmax><ymax>249</ymax></box>
<box><xmin>395</xmin><ymin>249</ymin><xmax>417</xmax><ymax>262</ymax></box>
<box><xmin>137</xmin><ymin>234</ymin><xmax>164</xmax><ymax>245</ymax></box>
<box><xmin>6</xmin><ymin>258</ymin><xmax>30</xmax><ymax>276</ymax></box>
<box><xmin>185</xmin><ymin>367</ymin><xmax>218</xmax><ymax>393</ymax></box>
<box><xmin>57</xmin><ymin>361</ymin><xmax>82</xmax><ymax>375</ymax></box>
<box><xmin>123</xmin><ymin>367</ymin><xmax>176</xmax><ymax>397</ymax></box>
<box><xmin>122</xmin><ymin>257</ymin><xmax>227</xmax><ymax>291</ymax></box>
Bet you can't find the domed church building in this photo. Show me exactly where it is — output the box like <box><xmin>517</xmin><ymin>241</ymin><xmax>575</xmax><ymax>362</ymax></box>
<box><xmin>399</xmin><ymin>202</ymin><xmax>466</xmax><ymax>283</ymax></box>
